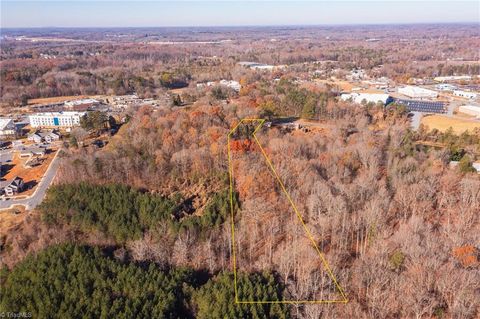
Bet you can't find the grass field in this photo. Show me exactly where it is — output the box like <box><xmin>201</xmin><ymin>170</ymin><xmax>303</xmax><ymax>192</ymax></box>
<box><xmin>421</xmin><ymin>115</ymin><xmax>480</xmax><ymax>134</ymax></box>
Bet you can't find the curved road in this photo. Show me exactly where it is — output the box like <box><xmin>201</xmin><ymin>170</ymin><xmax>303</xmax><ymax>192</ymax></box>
<box><xmin>0</xmin><ymin>150</ymin><xmax>61</xmax><ymax>210</ymax></box>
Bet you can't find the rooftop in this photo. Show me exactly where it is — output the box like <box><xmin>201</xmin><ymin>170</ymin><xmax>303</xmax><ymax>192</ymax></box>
<box><xmin>0</xmin><ymin>118</ymin><xmax>14</xmax><ymax>131</ymax></box>
<box><xmin>29</xmin><ymin>111</ymin><xmax>86</xmax><ymax>117</ymax></box>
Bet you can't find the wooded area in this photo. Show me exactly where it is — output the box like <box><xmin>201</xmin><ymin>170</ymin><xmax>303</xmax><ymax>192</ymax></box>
<box><xmin>0</xmin><ymin>24</ymin><xmax>479</xmax><ymax>318</ymax></box>
<box><xmin>0</xmin><ymin>244</ymin><xmax>287</xmax><ymax>318</ymax></box>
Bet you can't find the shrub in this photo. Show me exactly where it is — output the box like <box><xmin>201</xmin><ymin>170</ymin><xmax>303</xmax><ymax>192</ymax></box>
<box><xmin>389</xmin><ymin>250</ymin><xmax>405</xmax><ymax>271</ymax></box>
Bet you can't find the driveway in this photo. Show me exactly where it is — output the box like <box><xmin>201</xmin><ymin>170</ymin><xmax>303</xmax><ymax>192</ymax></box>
<box><xmin>0</xmin><ymin>149</ymin><xmax>13</xmax><ymax>163</ymax></box>
<box><xmin>410</xmin><ymin>112</ymin><xmax>423</xmax><ymax>130</ymax></box>
<box><xmin>0</xmin><ymin>150</ymin><xmax>61</xmax><ymax>210</ymax></box>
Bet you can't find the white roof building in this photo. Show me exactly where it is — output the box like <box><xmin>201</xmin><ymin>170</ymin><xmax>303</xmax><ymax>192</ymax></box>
<box><xmin>0</xmin><ymin>118</ymin><xmax>18</xmax><ymax>138</ymax></box>
<box><xmin>458</xmin><ymin>105</ymin><xmax>480</xmax><ymax>118</ymax></box>
<box><xmin>197</xmin><ymin>80</ymin><xmax>242</xmax><ymax>92</ymax></box>
<box><xmin>219</xmin><ymin>80</ymin><xmax>241</xmax><ymax>92</ymax></box>
<box><xmin>0</xmin><ymin>118</ymin><xmax>15</xmax><ymax>131</ymax></box>
<box><xmin>453</xmin><ymin>90</ymin><xmax>477</xmax><ymax>100</ymax></box>
<box><xmin>346</xmin><ymin>69</ymin><xmax>367</xmax><ymax>81</ymax></box>
<box><xmin>398</xmin><ymin>86</ymin><xmax>438</xmax><ymax>99</ymax></box>
<box><xmin>64</xmin><ymin>98</ymin><xmax>100</xmax><ymax>108</ymax></box>
<box><xmin>434</xmin><ymin>75</ymin><xmax>474</xmax><ymax>82</ymax></box>
<box><xmin>238</xmin><ymin>61</ymin><xmax>285</xmax><ymax>71</ymax></box>
<box><xmin>340</xmin><ymin>92</ymin><xmax>390</xmax><ymax>105</ymax></box>
<box><xmin>435</xmin><ymin>84</ymin><xmax>457</xmax><ymax>91</ymax></box>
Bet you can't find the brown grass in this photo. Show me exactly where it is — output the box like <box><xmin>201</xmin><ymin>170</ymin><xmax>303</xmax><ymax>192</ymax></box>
<box><xmin>0</xmin><ymin>206</ymin><xmax>27</xmax><ymax>235</ymax></box>
<box><xmin>28</xmin><ymin>95</ymin><xmax>88</xmax><ymax>105</ymax></box>
<box><xmin>421</xmin><ymin>115</ymin><xmax>480</xmax><ymax>134</ymax></box>
<box><xmin>313</xmin><ymin>79</ymin><xmax>356</xmax><ymax>91</ymax></box>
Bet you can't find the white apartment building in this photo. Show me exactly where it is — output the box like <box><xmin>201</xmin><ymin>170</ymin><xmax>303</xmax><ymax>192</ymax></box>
<box><xmin>29</xmin><ymin>112</ymin><xmax>85</xmax><ymax>128</ymax></box>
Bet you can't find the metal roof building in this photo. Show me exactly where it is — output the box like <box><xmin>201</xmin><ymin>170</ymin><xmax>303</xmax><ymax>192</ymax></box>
<box><xmin>390</xmin><ymin>98</ymin><xmax>447</xmax><ymax>114</ymax></box>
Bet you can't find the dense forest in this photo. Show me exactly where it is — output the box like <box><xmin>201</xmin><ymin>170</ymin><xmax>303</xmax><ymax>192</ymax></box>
<box><xmin>0</xmin><ymin>244</ymin><xmax>288</xmax><ymax>318</ymax></box>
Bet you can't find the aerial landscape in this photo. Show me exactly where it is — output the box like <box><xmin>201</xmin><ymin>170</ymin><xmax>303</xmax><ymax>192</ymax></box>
<box><xmin>0</xmin><ymin>1</ymin><xmax>479</xmax><ymax>318</ymax></box>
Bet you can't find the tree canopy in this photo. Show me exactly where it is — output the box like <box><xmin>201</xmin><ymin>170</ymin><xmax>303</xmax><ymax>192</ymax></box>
<box><xmin>0</xmin><ymin>244</ymin><xmax>289</xmax><ymax>319</ymax></box>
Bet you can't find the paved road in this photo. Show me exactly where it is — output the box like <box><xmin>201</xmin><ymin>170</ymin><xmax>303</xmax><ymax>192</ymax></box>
<box><xmin>410</xmin><ymin>112</ymin><xmax>423</xmax><ymax>130</ymax></box>
<box><xmin>0</xmin><ymin>151</ymin><xmax>61</xmax><ymax>210</ymax></box>
<box><xmin>0</xmin><ymin>149</ymin><xmax>13</xmax><ymax>163</ymax></box>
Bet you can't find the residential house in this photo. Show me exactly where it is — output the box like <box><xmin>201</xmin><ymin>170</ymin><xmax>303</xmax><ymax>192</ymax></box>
<box><xmin>0</xmin><ymin>118</ymin><xmax>19</xmax><ymax>140</ymax></box>
<box><xmin>20</xmin><ymin>146</ymin><xmax>46</xmax><ymax>157</ymax></box>
<box><xmin>0</xmin><ymin>176</ymin><xmax>24</xmax><ymax>196</ymax></box>
<box><xmin>28</xmin><ymin>130</ymin><xmax>61</xmax><ymax>144</ymax></box>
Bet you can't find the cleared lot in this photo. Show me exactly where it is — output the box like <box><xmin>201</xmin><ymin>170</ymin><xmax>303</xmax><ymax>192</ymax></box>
<box><xmin>421</xmin><ymin>115</ymin><xmax>480</xmax><ymax>134</ymax></box>
<box><xmin>2</xmin><ymin>148</ymin><xmax>58</xmax><ymax>196</ymax></box>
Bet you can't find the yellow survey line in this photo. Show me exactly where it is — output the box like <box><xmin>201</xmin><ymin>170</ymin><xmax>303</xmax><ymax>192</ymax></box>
<box><xmin>227</xmin><ymin>131</ymin><xmax>238</xmax><ymax>302</ymax></box>
<box><xmin>227</xmin><ymin>118</ymin><xmax>348</xmax><ymax>304</ymax></box>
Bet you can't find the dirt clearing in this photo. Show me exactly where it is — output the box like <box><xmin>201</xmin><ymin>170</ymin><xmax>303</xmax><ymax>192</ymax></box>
<box><xmin>421</xmin><ymin>115</ymin><xmax>480</xmax><ymax>134</ymax></box>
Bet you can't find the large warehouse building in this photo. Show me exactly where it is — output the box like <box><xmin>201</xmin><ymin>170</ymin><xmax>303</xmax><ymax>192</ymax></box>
<box><xmin>340</xmin><ymin>92</ymin><xmax>391</xmax><ymax>105</ymax></box>
<box><xmin>398</xmin><ymin>86</ymin><xmax>438</xmax><ymax>99</ymax></box>
<box><xmin>29</xmin><ymin>111</ymin><xmax>85</xmax><ymax>128</ymax></box>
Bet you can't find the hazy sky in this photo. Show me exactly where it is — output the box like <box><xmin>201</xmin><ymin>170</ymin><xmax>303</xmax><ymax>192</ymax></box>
<box><xmin>1</xmin><ymin>1</ymin><xmax>479</xmax><ymax>28</ymax></box>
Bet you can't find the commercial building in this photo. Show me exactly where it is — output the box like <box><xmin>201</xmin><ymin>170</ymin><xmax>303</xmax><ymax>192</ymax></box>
<box><xmin>340</xmin><ymin>92</ymin><xmax>390</xmax><ymax>105</ymax></box>
<box><xmin>435</xmin><ymin>84</ymin><xmax>457</xmax><ymax>91</ymax></box>
<box><xmin>434</xmin><ymin>75</ymin><xmax>473</xmax><ymax>82</ymax></box>
<box><xmin>64</xmin><ymin>98</ymin><xmax>100</xmax><ymax>110</ymax></box>
<box><xmin>453</xmin><ymin>90</ymin><xmax>477</xmax><ymax>100</ymax></box>
<box><xmin>398</xmin><ymin>86</ymin><xmax>438</xmax><ymax>99</ymax></box>
<box><xmin>237</xmin><ymin>61</ymin><xmax>286</xmax><ymax>71</ymax></box>
<box><xmin>219</xmin><ymin>80</ymin><xmax>241</xmax><ymax>92</ymax></box>
<box><xmin>197</xmin><ymin>80</ymin><xmax>242</xmax><ymax>92</ymax></box>
<box><xmin>458</xmin><ymin>105</ymin><xmax>480</xmax><ymax>117</ymax></box>
<box><xmin>0</xmin><ymin>118</ymin><xmax>19</xmax><ymax>139</ymax></box>
<box><xmin>29</xmin><ymin>111</ymin><xmax>85</xmax><ymax>128</ymax></box>
<box><xmin>346</xmin><ymin>69</ymin><xmax>367</xmax><ymax>81</ymax></box>
<box><xmin>391</xmin><ymin>98</ymin><xmax>446</xmax><ymax>114</ymax></box>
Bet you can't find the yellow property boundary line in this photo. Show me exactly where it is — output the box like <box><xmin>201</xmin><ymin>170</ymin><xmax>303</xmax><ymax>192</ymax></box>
<box><xmin>227</xmin><ymin>118</ymin><xmax>348</xmax><ymax>304</ymax></box>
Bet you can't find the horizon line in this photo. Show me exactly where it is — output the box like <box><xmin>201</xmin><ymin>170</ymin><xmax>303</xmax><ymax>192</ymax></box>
<box><xmin>2</xmin><ymin>21</ymin><xmax>479</xmax><ymax>30</ymax></box>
